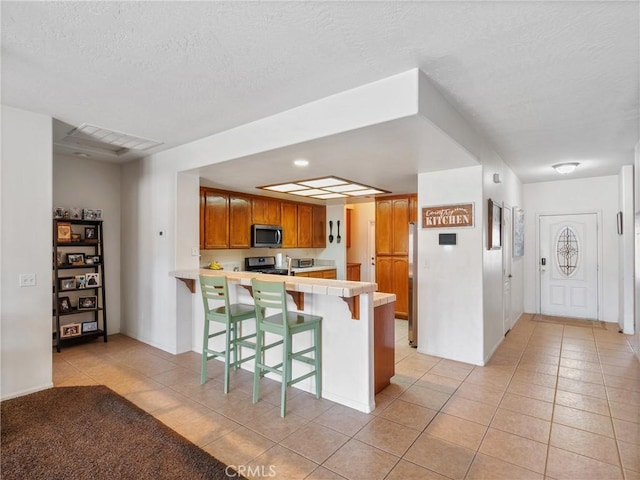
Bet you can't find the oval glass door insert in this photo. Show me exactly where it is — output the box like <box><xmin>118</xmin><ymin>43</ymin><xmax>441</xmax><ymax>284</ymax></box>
<box><xmin>556</xmin><ymin>226</ymin><xmax>579</xmax><ymax>276</ymax></box>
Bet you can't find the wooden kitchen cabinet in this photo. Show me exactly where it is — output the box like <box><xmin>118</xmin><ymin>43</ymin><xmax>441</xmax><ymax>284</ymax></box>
<box><xmin>199</xmin><ymin>187</ymin><xmax>206</xmax><ymax>250</ymax></box>
<box><xmin>375</xmin><ymin>194</ymin><xmax>415</xmax><ymax>318</ymax></box>
<box><xmin>346</xmin><ymin>263</ymin><xmax>361</xmax><ymax>281</ymax></box>
<box><xmin>297</xmin><ymin>204</ymin><xmax>313</xmax><ymax>248</ymax></box>
<box><xmin>376</xmin><ymin>196</ymin><xmax>409</xmax><ymax>255</ymax></box>
<box><xmin>312</xmin><ymin>205</ymin><xmax>326</xmax><ymax>248</ymax></box>
<box><xmin>252</xmin><ymin>197</ymin><xmax>281</xmax><ymax>225</ymax></box>
<box><xmin>295</xmin><ymin>268</ymin><xmax>336</xmax><ymax>279</ymax></box>
<box><xmin>203</xmin><ymin>189</ymin><xmax>229</xmax><ymax>249</ymax></box>
<box><xmin>376</xmin><ymin>256</ymin><xmax>408</xmax><ymax>318</ymax></box>
<box><xmin>229</xmin><ymin>194</ymin><xmax>252</xmax><ymax>248</ymax></box>
<box><xmin>280</xmin><ymin>202</ymin><xmax>298</xmax><ymax>248</ymax></box>
<box><xmin>409</xmin><ymin>194</ymin><xmax>418</xmax><ymax>223</ymax></box>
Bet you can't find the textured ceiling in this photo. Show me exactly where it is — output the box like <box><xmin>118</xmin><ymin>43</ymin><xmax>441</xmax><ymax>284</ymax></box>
<box><xmin>2</xmin><ymin>1</ymin><xmax>638</xmax><ymax>185</ymax></box>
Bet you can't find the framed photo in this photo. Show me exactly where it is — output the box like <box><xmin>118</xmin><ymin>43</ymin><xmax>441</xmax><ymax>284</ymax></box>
<box><xmin>487</xmin><ymin>198</ymin><xmax>502</xmax><ymax>250</ymax></box>
<box><xmin>60</xmin><ymin>323</ymin><xmax>81</xmax><ymax>338</ymax></box>
<box><xmin>71</xmin><ymin>233</ymin><xmax>82</xmax><ymax>242</ymax></box>
<box><xmin>94</xmin><ymin>209</ymin><xmax>103</xmax><ymax>220</ymax></box>
<box><xmin>83</xmin><ymin>209</ymin><xmax>95</xmax><ymax>220</ymax></box>
<box><xmin>67</xmin><ymin>253</ymin><xmax>85</xmax><ymax>265</ymax></box>
<box><xmin>57</xmin><ymin>223</ymin><xmax>72</xmax><ymax>243</ymax></box>
<box><xmin>55</xmin><ymin>251</ymin><xmax>64</xmax><ymax>266</ymax></box>
<box><xmin>84</xmin><ymin>227</ymin><xmax>97</xmax><ymax>241</ymax></box>
<box><xmin>59</xmin><ymin>277</ymin><xmax>75</xmax><ymax>291</ymax></box>
<box><xmin>78</xmin><ymin>296</ymin><xmax>97</xmax><ymax>310</ymax></box>
<box><xmin>58</xmin><ymin>296</ymin><xmax>72</xmax><ymax>313</ymax></box>
<box><xmin>85</xmin><ymin>255</ymin><xmax>101</xmax><ymax>265</ymax></box>
<box><xmin>85</xmin><ymin>273</ymin><xmax>99</xmax><ymax>287</ymax></box>
<box><xmin>513</xmin><ymin>207</ymin><xmax>525</xmax><ymax>258</ymax></box>
<box><xmin>53</xmin><ymin>207</ymin><xmax>65</xmax><ymax>219</ymax></box>
<box><xmin>75</xmin><ymin>275</ymin><xmax>86</xmax><ymax>289</ymax></box>
<box><xmin>81</xmin><ymin>321</ymin><xmax>98</xmax><ymax>333</ymax></box>
<box><xmin>69</xmin><ymin>207</ymin><xmax>82</xmax><ymax>220</ymax></box>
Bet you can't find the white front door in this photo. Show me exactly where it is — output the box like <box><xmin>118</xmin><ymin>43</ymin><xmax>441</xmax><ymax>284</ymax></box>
<box><xmin>539</xmin><ymin>214</ymin><xmax>599</xmax><ymax>319</ymax></box>
<box><xmin>503</xmin><ymin>205</ymin><xmax>513</xmax><ymax>333</ymax></box>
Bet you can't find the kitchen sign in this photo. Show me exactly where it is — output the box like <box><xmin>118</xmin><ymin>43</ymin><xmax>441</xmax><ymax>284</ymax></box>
<box><xmin>422</xmin><ymin>203</ymin><xmax>474</xmax><ymax>228</ymax></box>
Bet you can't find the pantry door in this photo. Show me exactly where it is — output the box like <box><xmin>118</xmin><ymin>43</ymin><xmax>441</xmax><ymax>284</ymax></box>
<box><xmin>539</xmin><ymin>214</ymin><xmax>599</xmax><ymax>319</ymax></box>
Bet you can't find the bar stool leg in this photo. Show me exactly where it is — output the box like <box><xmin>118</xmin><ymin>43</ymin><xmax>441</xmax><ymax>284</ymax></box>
<box><xmin>314</xmin><ymin>325</ymin><xmax>322</xmax><ymax>398</ymax></box>
<box><xmin>201</xmin><ymin>320</ymin><xmax>210</xmax><ymax>385</ymax></box>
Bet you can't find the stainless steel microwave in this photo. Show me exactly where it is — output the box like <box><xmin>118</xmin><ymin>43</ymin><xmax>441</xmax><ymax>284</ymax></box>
<box><xmin>251</xmin><ymin>224</ymin><xmax>283</xmax><ymax>248</ymax></box>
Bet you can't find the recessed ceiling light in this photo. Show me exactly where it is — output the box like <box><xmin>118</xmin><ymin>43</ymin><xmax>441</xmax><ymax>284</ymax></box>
<box><xmin>257</xmin><ymin>176</ymin><xmax>390</xmax><ymax>200</ymax></box>
<box><xmin>552</xmin><ymin>162</ymin><xmax>579</xmax><ymax>174</ymax></box>
<box><xmin>293</xmin><ymin>159</ymin><xmax>309</xmax><ymax>167</ymax></box>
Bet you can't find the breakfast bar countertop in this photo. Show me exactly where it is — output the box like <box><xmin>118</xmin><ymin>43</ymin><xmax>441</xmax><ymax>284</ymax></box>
<box><xmin>170</xmin><ymin>268</ymin><xmax>379</xmax><ymax>298</ymax></box>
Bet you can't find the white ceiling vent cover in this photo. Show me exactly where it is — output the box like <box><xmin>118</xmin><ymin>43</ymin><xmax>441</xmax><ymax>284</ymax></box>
<box><xmin>63</xmin><ymin>123</ymin><xmax>163</xmax><ymax>155</ymax></box>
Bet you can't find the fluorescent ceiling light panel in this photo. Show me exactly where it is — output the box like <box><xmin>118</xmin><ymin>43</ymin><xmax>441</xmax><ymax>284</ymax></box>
<box><xmin>299</xmin><ymin>177</ymin><xmax>347</xmax><ymax>188</ymax></box>
<box><xmin>325</xmin><ymin>184</ymin><xmax>367</xmax><ymax>192</ymax></box>
<box><xmin>312</xmin><ymin>193</ymin><xmax>348</xmax><ymax>199</ymax></box>
<box><xmin>289</xmin><ymin>189</ymin><xmax>326</xmax><ymax>196</ymax></box>
<box><xmin>346</xmin><ymin>188</ymin><xmax>384</xmax><ymax>196</ymax></box>
<box><xmin>264</xmin><ymin>183</ymin><xmax>309</xmax><ymax>192</ymax></box>
<box><xmin>258</xmin><ymin>176</ymin><xmax>390</xmax><ymax>200</ymax></box>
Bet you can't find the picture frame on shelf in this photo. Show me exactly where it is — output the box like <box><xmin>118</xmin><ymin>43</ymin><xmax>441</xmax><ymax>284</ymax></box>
<box><xmin>60</xmin><ymin>323</ymin><xmax>81</xmax><ymax>338</ymax></box>
<box><xmin>83</xmin><ymin>208</ymin><xmax>103</xmax><ymax>220</ymax></box>
<box><xmin>487</xmin><ymin>198</ymin><xmax>503</xmax><ymax>250</ymax></box>
<box><xmin>78</xmin><ymin>296</ymin><xmax>97</xmax><ymax>310</ymax></box>
<box><xmin>53</xmin><ymin>207</ymin><xmax>65</xmax><ymax>219</ymax></box>
<box><xmin>59</xmin><ymin>277</ymin><xmax>75</xmax><ymax>291</ymax></box>
<box><xmin>84</xmin><ymin>227</ymin><xmax>97</xmax><ymax>241</ymax></box>
<box><xmin>56</xmin><ymin>251</ymin><xmax>65</xmax><ymax>266</ymax></box>
<box><xmin>57</xmin><ymin>222</ymin><xmax>72</xmax><ymax>243</ymax></box>
<box><xmin>81</xmin><ymin>321</ymin><xmax>98</xmax><ymax>333</ymax></box>
<box><xmin>75</xmin><ymin>275</ymin><xmax>86</xmax><ymax>289</ymax></box>
<box><xmin>71</xmin><ymin>233</ymin><xmax>82</xmax><ymax>242</ymax></box>
<box><xmin>67</xmin><ymin>253</ymin><xmax>85</xmax><ymax>265</ymax></box>
<box><xmin>85</xmin><ymin>255</ymin><xmax>100</xmax><ymax>265</ymax></box>
<box><xmin>85</xmin><ymin>273</ymin><xmax>99</xmax><ymax>287</ymax></box>
<box><xmin>69</xmin><ymin>207</ymin><xmax>82</xmax><ymax>220</ymax></box>
<box><xmin>58</xmin><ymin>296</ymin><xmax>72</xmax><ymax>313</ymax></box>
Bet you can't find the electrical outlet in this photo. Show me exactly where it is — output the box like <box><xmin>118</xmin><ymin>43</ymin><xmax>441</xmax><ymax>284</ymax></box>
<box><xmin>19</xmin><ymin>273</ymin><xmax>36</xmax><ymax>287</ymax></box>
<box><xmin>191</xmin><ymin>247</ymin><xmax>199</xmax><ymax>256</ymax></box>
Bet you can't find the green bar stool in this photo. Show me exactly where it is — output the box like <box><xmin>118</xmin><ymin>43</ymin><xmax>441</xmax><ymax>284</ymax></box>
<box><xmin>199</xmin><ymin>275</ymin><xmax>257</xmax><ymax>394</ymax></box>
<box><xmin>251</xmin><ymin>278</ymin><xmax>322</xmax><ymax>417</ymax></box>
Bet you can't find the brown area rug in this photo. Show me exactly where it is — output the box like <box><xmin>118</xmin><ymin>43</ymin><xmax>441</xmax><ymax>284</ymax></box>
<box><xmin>532</xmin><ymin>314</ymin><xmax>607</xmax><ymax>329</ymax></box>
<box><xmin>1</xmin><ymin>385</ymin><xmax>245</xmax><ymax>480</ymax></box>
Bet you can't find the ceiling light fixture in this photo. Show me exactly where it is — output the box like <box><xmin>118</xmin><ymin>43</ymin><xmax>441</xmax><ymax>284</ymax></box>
<box><xmin>552</xmin><ymin>162</ymin><xmax>579</xmax><ymax>174</ymax></box>
<box><xmin>258</xmin><ymin>176</ymin><xmax>390</xmax><ymax>200</ymax></box>
<box><xmin>293</xmin><ymin>159</ymin><xmax>309</xmax><ymax>167</ymax></box>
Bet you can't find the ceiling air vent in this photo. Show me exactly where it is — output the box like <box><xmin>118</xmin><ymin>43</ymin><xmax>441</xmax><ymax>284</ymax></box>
<box><xmin>62</xmin><ymin>123</ymin><xmax>163</xmax><ymax>156</ymax></box>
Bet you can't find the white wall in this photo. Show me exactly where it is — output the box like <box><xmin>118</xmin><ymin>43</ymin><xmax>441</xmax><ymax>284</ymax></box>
<box><xmin>523</xmin><ymin>176</ymin><xmax>621</xmax><ymax>322</ymax></box>
<box><xmin>53</xmin><ymin>154</ymin><xmax>122</xmax><ymax>334</ymax></box>
<box><xmin>121</xmin><ymin>70</ymin><xmax>421</xmax><ymax>353</ymax></box>
<box><xmin>317</xmin><ymin>204</ymin><xmax>347</xmax><ymax>279</ymax></box>
<box><xmin>619</xmin><ymin>165</ymin><xmax>634</xmax><ymax>334</ymax></box>
<box><xmin>417</xmin><ymin>71</ymin><xmax>524</xmax><ymax>364</ymax></box>
<box><xmin>634</xmin><ymin>141</ymin><xmax>640</xmax><ymax>358</ymax></box>
<box><xmin>418</xmin><ymin>166</ymin><xmax>485</xmax><ymax>364</ymax></box>
<box><xmin>1</xmin><ymin>106</ymin><xmax>53</xmax><ymax>399</ymax></box>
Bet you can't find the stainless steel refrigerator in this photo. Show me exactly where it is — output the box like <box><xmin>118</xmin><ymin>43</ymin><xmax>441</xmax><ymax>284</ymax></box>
<box><xmin>408</xmin><ymin>222</ymin><xmax>418</xmax><ymax>347</ymax></box>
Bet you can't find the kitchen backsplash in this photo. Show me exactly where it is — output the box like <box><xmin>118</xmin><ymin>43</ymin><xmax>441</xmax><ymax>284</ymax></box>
<box><xmin>200</xmin><ymin>248</ymin><xmax>325</xmax><ymax>271</ymax></box>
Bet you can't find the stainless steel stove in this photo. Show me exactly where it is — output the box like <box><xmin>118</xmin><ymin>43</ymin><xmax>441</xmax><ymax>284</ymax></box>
<box><xmin>244</xmin><ymin>256</ymin><xmax>292</xmax><ymax>276</ymax></box>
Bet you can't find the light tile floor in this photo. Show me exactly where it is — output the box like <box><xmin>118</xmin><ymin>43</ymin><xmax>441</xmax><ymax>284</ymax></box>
<box><xmin>53</xmin><ymin>314</ymin><xmax>640</xmax><ymax>479</ymax></box>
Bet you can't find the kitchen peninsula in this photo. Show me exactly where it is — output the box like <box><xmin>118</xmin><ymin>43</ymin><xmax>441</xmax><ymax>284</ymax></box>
<box><xmin>170</xmin><ymin>269</ymin><xmax>395</xmax><ymax>413</ymax></box>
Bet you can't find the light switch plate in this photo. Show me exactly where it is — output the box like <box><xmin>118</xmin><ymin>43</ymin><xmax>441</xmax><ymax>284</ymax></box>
<box><xmin>19</xmin><ymin>273</ymin><xmax>36</xmax><ymax>287</ymax></box>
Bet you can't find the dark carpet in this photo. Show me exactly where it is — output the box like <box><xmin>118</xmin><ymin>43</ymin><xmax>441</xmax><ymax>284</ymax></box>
<box><xmin>1</xmin><ymin>385</ymin><xmax>245</xmax><ymax>480</ymax></box>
